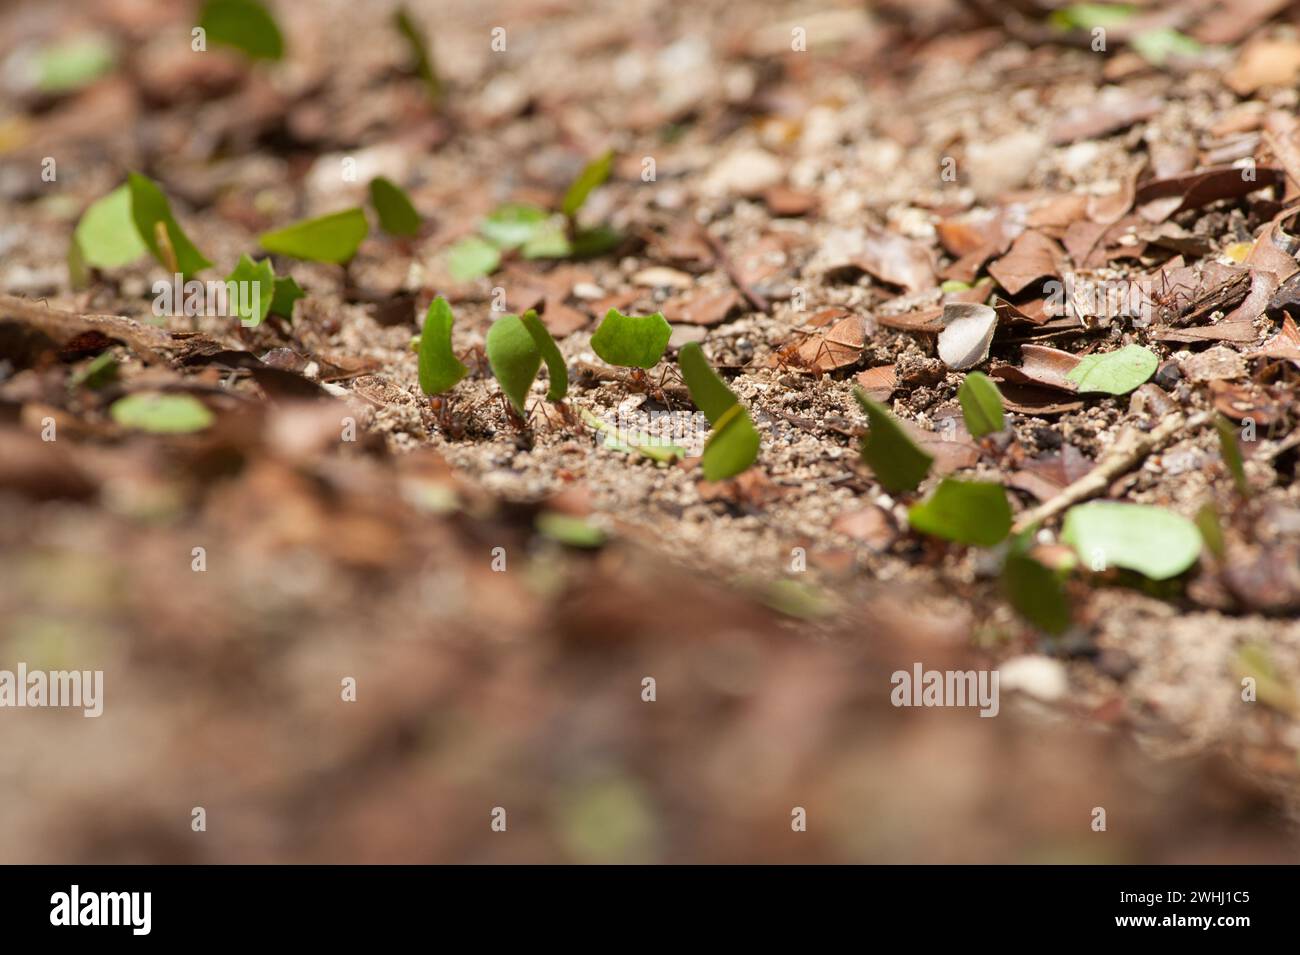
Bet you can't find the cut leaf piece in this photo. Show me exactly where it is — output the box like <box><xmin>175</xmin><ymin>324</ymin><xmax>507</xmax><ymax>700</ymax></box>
<box><xmin>1061</xmin><ymin>501</ymin><xmax>1201</xmax><ymax>580</ymax></box>
<box><xmin>520</xmin><ymin>218</ymin><xmax>572</xmax><ymax>259</ymax></box>
<box><xmin>562</xmin><ymin>149</ymin><xmax>614</xmax><ymax>218</ymax></box>
<box><xmin>536</xmin><ymin>512</ymin><xmax>606</xmax><ymax>548</ymax></box>
<box><xmin>260</xmin><ymin>208</ymin><xmax>368</xmax><ymax>264</ymax></box>
<box><xmin>447</xmin><ymin>236</ymin><xmax>501</xmax><ymax>280</ymax></box>
<box><xmin>199</xmin><ymin>0</ymin><xmax>285</xmax><ymax>60</ymax></box>
<box><xmin>1215</xmin><ymin>414</ymin><xmax>1249</xmax><ymax>497</ymax></box>
<box><xmin>520</xmin><ymin>309</ymin><xmax>568</xmax><ymax>401</ymax></box>
<box><xmin>128</xmin><ymin>173</ymin><xmax>212</xmax><ymax>278</ymax></box>
<box><xmin>480</xmin><ymin>203</ymin><xmax>548</xmax><ymax>250</ymax></box>
<box><xmin>417</xmin><ymin>296</ymin><xmax>468</xmax><ymax>396</ymax></box>
<box><xmin>853</xmin><ymin>388</ymin><xmax>933</xmax><ymax>493</ymax></box>
<box><xmin>678</xmin><ymin>342</ymin><xmax>760</xmax><ymax>481</ymax></box>
<box><xmin>486</xmin><ymin>314</ymin><xmax>542</xmax><ymax>413</ymax></box>
<box><xmin>1195</xmin><ymin>500</ymin><xmax>1225</xmax><ymax>559</ymax></box>
<box><xmin>1002</xmin><ymin>546</ymin><xmax>1072</xmax><ymax>635</ymax></box>
<box><xmin>269</xmin><ymin>276</ymin><xmax>304</xmax><ymax>319</ymax></box>
<box><xmin>1066</xmin><ymin>344</ymin><xmax>1158</xmax><ymax>395</ymax></box>
<box><xmin>590</xmin><ymin>309</ymin><xmax>671</xmax><ymax>369</ymax></box>
<box><xmin>580</xmin><ymin>409</ymin><xmax>684</xmax><ymax>465</ymax></box>
<box><xmin>368</xmin><ymin>177</ymin><xmax>421</xmax><ymax>237</ymax></box>
<box><xmin>73</xmin><ymin>184</ymin><xmax>146</xmax><ymax>270</ymax></box>
<box><xmin>225</xmin><ymin>254</ymin><xmax>274</xmax><ymax>327</ymax></box>
<box><xmin>392</xmin><ymin>5</ymin><xmax>441</xmax><ymax>102</ymax></box>
<box><xmin>958</xmin><ymin>371</ymin><xmax>1005</xmax><ymax>438</ymax></box>
<box><xmin>110</xmin><ymin>393</ymin><xmax>214</xmax><ymax>433</ymax></box>
<box><xmin>31</xmin><ymin>33</ymin><xmax>116</xmax><ymax>93</ymax></box>
<box><xmin>908</xmin><ymin>479</ymin><xmax>1012</xmax><ymax>546</ymax></box>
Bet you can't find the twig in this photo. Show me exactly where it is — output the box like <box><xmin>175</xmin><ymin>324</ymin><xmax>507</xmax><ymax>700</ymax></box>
<box><xmin>1012</xmin><ymin>410</ymin><xmax>1211</xmax><ymax>533</ymax></box>
<box><xmin>701</xmin><ymin>229</ymin><xmax>770</xmax><ymax>315</ymax></box>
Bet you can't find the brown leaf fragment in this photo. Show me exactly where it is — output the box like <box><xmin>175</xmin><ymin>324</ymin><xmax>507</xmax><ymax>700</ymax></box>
<box><xmin>667</xmin><ymin>287</ymin><xmax>742</xmax><ymax>326</ymax></box>
<box><xmin>1049</xmin><ymin>93</ymin><xmax>1163</xmax><ymax>145</ymax></box>
<box><xmin>1225</xmin><ymin>38</ymin><xmax>1300</xmax><ymax>97</ymax></box>
<box><xmin>1086</xmin><ymin>173</ymin><xmax>1138</xmax><ymax>225</ymax></box>
<box><xmin>1135</xmin><ymin>165</ymin><xmax>1285</xmax><ymax>222</ymax></box>
<box><xmin>877</xmin><ymin>306</ymin><xmax>943</xmax><ymax>333</ymax></box>
<box><xmin>831</xmin><ymin>505</ymin><xmax>895</xmax><ymax>548</ymax></box>
<box><xmin>855</xmin><ymin>364</ymin><xmax>897</xmax><ymax>402</ymax></box>
<box><xmin>1249</xmin><ymin>314</ymin><xmax>1300</xmax><ymax>368</ymax></box>
<box><xmin>1209</xmin><ymin>381</ymin><xmax>1284</xmax><ymax>424</ymax></box>
<box><xmin>856</xmin><ymin>229</ymin><xmax>937</xmax><ymax>294</ymax></box>
<box><xmin>1223</xmin><ymin>545</ymin><xmax>1300</xmax><ymax>614</ymax></box>
<box><xmin>793</xmin><ymin>310</ymin><xmax>868</xmax><ymax>373</ymax></box>
<box><xmin>762</xmin><ymin>186</ymin><xmax>818</xmax><ymax>217</ymax></box>
<box><xmin>991</xmin><ymin>344</ymin><xmax>1080</xmax><ymax>392</ymax></box>
<box><xmin>993</xmin><ymin>382</ymin><xmax>1084</xmax><ymax>415</ymax></box>
<box><xmin>988</xmin><ymin>231</ymin><xmax>1067</xmax><ymax>296</ymax></box>
<box><xmin>1193</xmin><ymin>0</ymin><xmax>1291</xmax><ymax>45</ymax></box>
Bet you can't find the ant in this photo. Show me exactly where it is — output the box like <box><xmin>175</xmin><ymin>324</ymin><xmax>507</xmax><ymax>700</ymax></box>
<box><xmin>627</xmin><ymin>365</ymin><xmax>684</xmax><ymax>408</ymax></box>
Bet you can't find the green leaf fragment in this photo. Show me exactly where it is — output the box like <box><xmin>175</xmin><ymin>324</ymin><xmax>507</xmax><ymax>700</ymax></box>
<box><xmin>957</xmin><ymin>371</ymin><xmax>1005</xmax><ymax>439</ymax></box>
<box><xmin>110</xmin><ymin>393</ymin><xmax>214</xmax><ymax>433</ymax></box>
<box><xmin>480</xmin><ymin>203</ymin><xmax>549</xmax><ymax>250</ymax></box>
<box><xmin>536</xmin><ymin>512</ymin><xmax>606</xmax><ymax>548</ymax></box>
<box><xmin>1215</xmin><ymin>414</ymin><xmax>1249</xmax><ymax>497</ymax></box>
<box><xmin>259</xmin><ymin>207</ymin><xmax>368</xmax><ymax>264</ymax></box>
<box><xmin>520</xmin><ymin>310</ymin><xmax>568</xmax><ymax>401</ymax></box>
<box><xmin>224</xmin><ymin>254</ymin><xmax>275</xmax><ymax>327</ymax></box>
<box><xmin>392</xmin><ymin>5</ymin><xmax>441</xmax><ymax>102</ymax></box>
<box><xmin>1130</xmin><ymin>28</ymin><xmax>1201</xmax><ymax>66</ymax></box>
<box><xmin>570</xmin><ymin>226</ymin><xmax>622</xmax><ymax>258</ymax></box>
<box><xmin>72</xmin><ymin>351</ymin><xmax>118</xmax><ymax>390</ymax></box>
<box><xmin>908</xmin><ymin>478</ymin><xmax>1012</xmax><ymax>546</ymax></box>
<box><xmin>678</xmin><ymin>342</ymin><xmax>759</xmax><ymax>481</ymax></box>
<box><xmin>269</xmin><ymin>275</ymin><xmax>304</xmax><ymax>319</ymax></box>
<box><xmin>1065</xmin><ymin>344</ymin><xmax>1158</xmax><ymax>395</ymax></box>
<box><xmin>562</xmin><ymin>149</ymin><xmax>614</xmax><ymax>218</ymax></box>
<box><xmin>369</xmin><ymin>177</ymin><xmax>421</xmax><ymax>237</ymax></box>
<box><xmin>1049</xmin><ymin>3</ymin><xmax>1137</xmax><ymax>31</ymax></box>
<box><xmin>1195</xmin><ymin>500</ymin><xmax>1225</xmax><ymax>559</ymax></box>
<box><xmin>486</xmin><ymin>314</ymin><xmax>542</xmax><ymax>413</ymax></box>
<box><xmin>199</xmin><ymin>0</ymin><xmax>285</xmax><ymax>60</ymax></box>
<box><xmin>580</xmin><ymin>408</ymin><xmax>684</xmax><ymax>465</ymax></box>
<box><xmin>1002</xmin><ymin>549</ymin><xmax>1072</xmax><ymax>635</ymax></box>
<box><xmin>853</xmin><ymin>387</ymin><xmax>933</xmax><ymax>493</ymax></box>
<box><xmin>417</xmin><ymin>296</ymin><xmax>468</xmax><ymax>396</ymax></box>
<box><xmin>590</xmin><ymin>309</ymin><xmax>671</xmax><ymax>369</ymax></box>
<box><xmin>128</xmin><ymin>173</ymin><xmax>212</xmax><ymax>278</ymax></box>
<box><xmin>520</xmin><ymin>218</ymin><xmax>572</xmax><ymax>260</ymax></box>
<box><xmin>73</xmin><ymin>184</ymin><xmax>146</xmax><ymax>270</ymax></box>
<box><xmin>31</xmin><ymin>34</ymin><xmax>116</xmax><ymax>93</ymax></box>
<box><xmin>447</xmin><ymin>236</ymin><xmax>501</xmax><ymax>281</ymax></box>
<box><xmin>1061</xmin><ymin>501</ymin><xmax>1202</xmax><ymax>580</ymax></box>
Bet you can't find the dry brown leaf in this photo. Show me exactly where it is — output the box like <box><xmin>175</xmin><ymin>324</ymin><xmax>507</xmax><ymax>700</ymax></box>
<box><xmin>855</xmin><ymin>364</ymin><xmax>897</xmax><ymax>402</ymax></box>
<box><xmin>856</xmin><ymin>229</ymin><xmax>937</xmax><ymax>294</ymax></box>
<box><xmin>988</xmin><ymin>231</ymin><xmax>1067</xmax><ymax>296</ymax></box>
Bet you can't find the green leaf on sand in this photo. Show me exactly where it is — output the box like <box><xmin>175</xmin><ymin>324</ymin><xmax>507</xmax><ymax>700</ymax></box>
<box><xmin>260</xmin><ymin>208</ymin><xmax>368</xmax><ymax>264</ymax></box>
<box><xmin>447</xmin><ymin>236</ymin><xmax>501</xmax><ymax>281</ymax></box>
<box><xmin>957</xmin><ymin>371</ymin><xmax>1005</xmax><ymax>439</ymax></box>
<box><xmin>1061</xmin><ymin>501</ymin><xmax>1201</xmax><ymax>580</ymax></box>
<box><xmin>417</xmin><ymin>296</ymin><xmax>468</xmax><ymax>396</ymax></box>
<box><xmin>128</xmin><ymin>173</ymin><xmax>212</xmax><ymax>278</ymax></box>
<box><xmin>392</xmin><ymin>5</ymin><xmax>441</xmax><ymax>102</ymax></box>
<box><xmin>199</xmin><ymin>0</ymin><xmax>285</xmax><ymax>60</ymax></box>
<box><xmin>1066</xmin><ymin>344</ymin><xmax>1157</xmax><ymax>395</ymax></box>
<box><xmin>110</xmin><ymin>393</ymin><xmax>214</xmax><ymax>433</ymax></box>
<box><xmin>225</xmin><ymin>254</ymin><xmax>275</xmax><ymax>327</ymax></box>
<box><xmin>562</xmin><ymin>149</ymin><xmax>614</xmax><ymax>218</ymax></box>
<box><xmin>678</xmin><ymin>342</ymin><xmax>760</xmax><ymax>481</ymax></box>
<box><xmin>908</xmin><ymin>478</ymin><xmax>1012</xmax><ymax>546</ymax></box>
<box><xmin>580</xmin><ymin>408</ymin><xmax>684</xmax><ymax>465</ymax></box>
<box><xmin>536</xmin><ymin>512</ymin><xmax>606</xmax><ymax>548</ymax></box>
<box><xmin>480</xmin><ymin>203</ymin><xmax>549</xmax><ymax>250</ymax></box>
<box><xmin>590</xmin><ymin>309</ymin><xmax>671</xmax><ymax>369</ymax></box>
<box><xmin>369</xmin><ymin>177</ymin><xmax>421</xmax><ymax>237</ymax></box>
<box><xmin>32</xmin><ymin>34</ymin><xmax>116</xmax><ymax>94</ymax></box>
<box><xmin>486</xmin><ymin>314</ymin><xmax>543</xmax><ymax>413</ymax></box>
<box><xmin>853</xmin><ymin>387</ymin><xmax>933</xmax><ymax>493</ymax></box>
<box><xmin>1215</xmin><ymin>414</ymin><xmax>1249</xmax><ymax>497</ymax></box>
<box><xmin>72</xmin><ymin>184</ymin><xmax>146</xmax><ymax>270</ymax></box>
